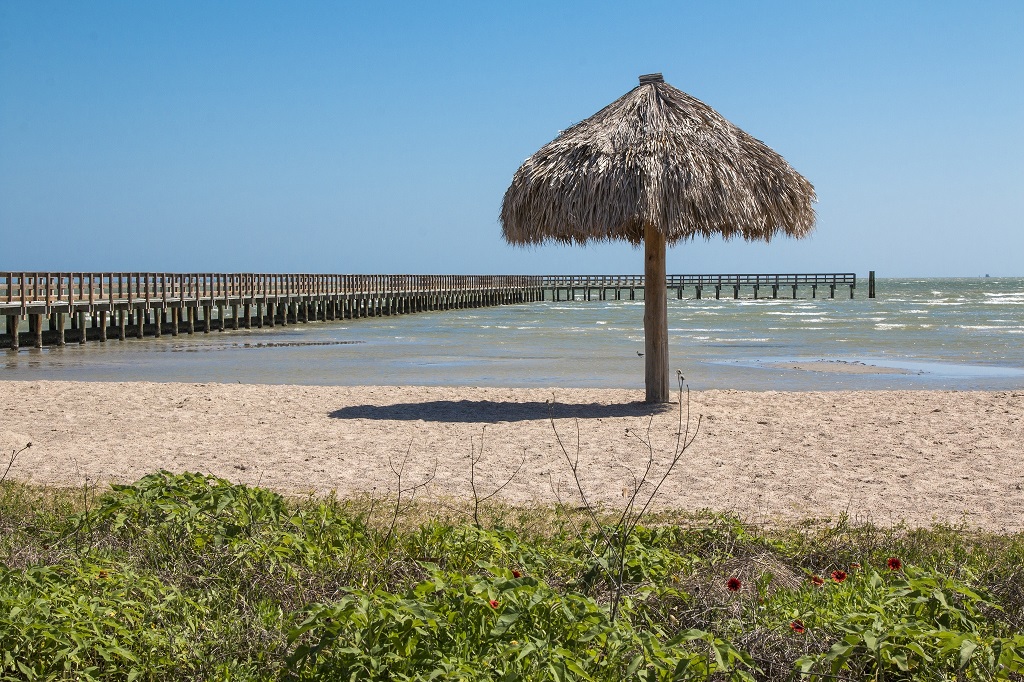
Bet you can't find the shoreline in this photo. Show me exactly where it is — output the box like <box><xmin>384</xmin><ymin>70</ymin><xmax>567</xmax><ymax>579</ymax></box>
<box><xmin>3</xmin><ymin>381</ymin><xmax>1022</xmax><ymax>532</ymax></box>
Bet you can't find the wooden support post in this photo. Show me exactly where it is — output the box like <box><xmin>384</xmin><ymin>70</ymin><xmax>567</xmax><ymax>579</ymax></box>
<box><xmin>187</xmin><ymin>307</ymin><xmax>196</xmax><ymax>334</ymax></box>
<box><xmin>232</xmin><ymin>305</ymin><xmax>240</xmax><ymax>329</ymax></box>
<box><xmin>267</xmin><ymin>301</ymin><xmax>275</xmax><ymax>327</ymax></box>
<box><xmin>171</xmin><ymin>308</ymin><xmax>179</xmax><ymax>336</ymax></box>
<box><xmin>217</xmin><ymin>304</ymin><xmax>225</xmax><ymax>331</ymax></box>
<box><xmin>812</xmin><ymin>285</ymin><xmax>817</xmax><ymax>299</ymax></box>
<box><xmin>772</xmin><ymin>285</ymin><xmax>778</xmax><ymax>299</ymax></box>
<box><xmin>57</xmin><ymin>312</ymin><xmax>66</xmax><ymax>346</ymax></box>
<box><xmin>136</xmin><ymin>309</ymin><xmax>144</xmax><ymax>338</ymax></box>
<box><xmin>118</xmin><ymin>310</ymin><xmax>126</xmax><ymax>340</ymax></box>
<box><xmin>244</xmin><ymin>303</ymin><xmax>252</xmax><ymax>329</ymax></box>
<box><xmin>78</xmin><ymin>311</ymin><xmax>87</xmax><ymax>344</ymax></box>
<box><xmin>256</xmin><ymin>302</ymin><xmax>263</xmax><ymax>328</ymax></box>
<box><xmin>868</xmin><ymin>271</ymin><xmax>876</xmax><ymax>299</ymax></box>
<box><xmin>695</xmin><ymin>285</ymin><xmax>702</xmax><ymax>300</ymax></box>
<box><xmin>154</xmin><ymin>309</ymin><xmax>162</xmax><ymax>337</ymax></box>
<box><xmin>792</xmin><ymin>285</ymin><xmax>798</xmax><ymax>299</ymax></box>
<box><xmin>830</xmin><ymin>284</ymin><xmax>836</xmax><ymax>299</ymax></box>
<box><xmin>99</xmin><ymin>311</ymin><xmax>107</xmax><ymax>342</ymax></box>
<box><xmin>32</xmin><ymin>314</ymin><xmax>42</xmax><ymax>348</ymax></box>
<box><xmin>715</xmin><ymin>285</ymin><xmax>721</xmax><ymax>300</ymax></box>
<box><xmin>204</xmin><ymin>306</ymin><xmax>211</xmax><ymax>333</ymax></box>
<box><xmin>643</xmin><ymin>223</ymin><xmax>669</xmax><ymax>403</ymax></box>
<box><xmin>8</xmin><ymin>316</ymin><xmax>19</xmax><ymax>350</ymax></box>
<box><xmin>733</xmin><ymin>285</ymin><xmax>740</xmax><ymax>299</ymax></box>
<box><xmin>753</xmin><ymin>285</ymin><xmax>759</xmax><ymax>300</ymax></box>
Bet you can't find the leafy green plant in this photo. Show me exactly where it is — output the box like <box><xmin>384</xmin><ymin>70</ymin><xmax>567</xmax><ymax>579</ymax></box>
<box><xmin>1</xmin><ymin>471</ymin><xmax>1022</xmax><ymax>680</ymax></box>
<box><xmin>0</xmin><ymin>562</ymin><xmax>205</xmax><ymax>680</ymax></box>
<box><xmin>788</xmin><ymin>565</ymin><xmax>1024</xmax><ymax>680</ymax></box>
<box><xmin>286</xmin><ymin>563</ymin><xmax>755</xmax><ymax>681</ymax></box>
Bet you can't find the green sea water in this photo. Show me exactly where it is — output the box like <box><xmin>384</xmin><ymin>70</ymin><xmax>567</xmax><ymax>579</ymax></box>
<box><xmin>3</xmin><ymin>278</ymin><xmax>1023</xmax><ymax>391</ymax></box>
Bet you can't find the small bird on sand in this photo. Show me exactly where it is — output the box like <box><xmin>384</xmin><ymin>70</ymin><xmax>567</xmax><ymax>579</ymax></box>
<box><xmin>637</xmin><ymin>351</ymin><xmax>644</xmax><ymax>357</ymax></box>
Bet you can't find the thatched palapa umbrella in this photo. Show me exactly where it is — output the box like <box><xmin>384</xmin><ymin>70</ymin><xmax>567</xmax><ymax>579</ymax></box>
<box><xmin>501</xmin><ymin>73</ymin><xmax>816</xmax><ymax>403</ymax></box>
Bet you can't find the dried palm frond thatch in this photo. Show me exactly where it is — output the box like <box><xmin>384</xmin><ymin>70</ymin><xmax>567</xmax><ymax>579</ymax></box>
<box><xmin>501</xmin><ymin>74</ymin><xmax>815</xmax><ymax>246</ymax></box>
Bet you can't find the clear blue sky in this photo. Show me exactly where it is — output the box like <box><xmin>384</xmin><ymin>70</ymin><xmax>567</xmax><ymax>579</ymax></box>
<box><xmin>1</xmin><ymin>1</ymin><xmax>1021</xmax><ymax>277</ymax></box>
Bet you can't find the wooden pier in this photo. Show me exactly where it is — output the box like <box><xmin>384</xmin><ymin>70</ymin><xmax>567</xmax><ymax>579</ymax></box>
<box><xmin>1</xmin><ymin>271</ymin><xmax>863</xmax><ymax>349</ymax></box>
<box><xmin>544</xmin><ymin>273</ymin><xmax>860</xmax><ymax>302</ymax></box>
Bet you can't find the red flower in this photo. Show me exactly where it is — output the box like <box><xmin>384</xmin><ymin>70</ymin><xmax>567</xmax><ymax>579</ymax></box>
<box><xmin>810</xmin><ymin>575</ymin><xmax>824</xmax><ymax>587</ymax></box>
<box><xmin>887</xmin><ymin>557</ymin><xmax>903</xmax><ymax>571</ymax></box>
<box><xmin>512</xmin><ymin>570</ymin><xmax>522</xmax><ymax>578</ymax></box>
<box><xmin>488</xmin><ymin>599</ymin><xmax>499</xmax><ymax>609</ymax></box>
<box><xmin>831</xmin><ymin>570</ymin><xmax>848</xmax><ymax>583</ymax></box>
<box><xmin>790</xmin><ymin>619</ymin><xmax>805</xmax><ymax>634</ymax></box>
<box><xmin>726</xmin><ymin>577</ymin><xmax>742</xmax><ymax>592</ymax></box>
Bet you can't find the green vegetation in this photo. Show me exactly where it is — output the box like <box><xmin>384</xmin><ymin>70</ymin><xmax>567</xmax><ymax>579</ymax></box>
<box><xmin>1</xmin><ymin>471</ymin><xmax>1022</xmax><ymax>680</ymax></box>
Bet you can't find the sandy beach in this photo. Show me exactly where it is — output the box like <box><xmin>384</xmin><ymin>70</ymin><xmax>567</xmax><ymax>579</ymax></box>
<box><xmin>2</xmin><ymin>381</ymin><xmax>1022</xmax><ymax>532</ymax></box>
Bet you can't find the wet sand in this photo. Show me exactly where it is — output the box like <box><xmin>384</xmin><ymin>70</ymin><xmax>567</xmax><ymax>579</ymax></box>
<box><xmin>765</xmin><ymin>360</ymin><xmax>916</xmax><ymax>375</ymax></box>
<box><xmin>2</xmin><ymin>381</ymin><xmax>1022</xmax><ymax>532</ymax></box>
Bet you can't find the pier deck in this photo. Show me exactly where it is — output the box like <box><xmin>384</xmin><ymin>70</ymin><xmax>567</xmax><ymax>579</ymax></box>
<box><xmin>1</xmin><ymin>271</ymin><xmax>861</xmax><ymax>349</ymax></box>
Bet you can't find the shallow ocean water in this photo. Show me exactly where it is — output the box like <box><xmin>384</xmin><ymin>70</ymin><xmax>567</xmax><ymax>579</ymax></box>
<box><xmin>3</xmin><ymin>278</ymin><xmax>1023</xmax><ymax>391</ymax></box>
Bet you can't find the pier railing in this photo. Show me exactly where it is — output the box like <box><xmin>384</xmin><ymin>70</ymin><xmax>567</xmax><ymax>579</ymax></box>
<box><xmin>0</xmin><ymin>272</ymin><xmax>861</xmax><ymax>314</ymax></box>
<box><xmin>541</xmin><ymin>273</ymin><xmax>856</xmax><ymax>288</ymax></box>
<box><xmin>0</xmin><ymin>273</ymin><xmax>545</xmax><ymax>312</ymax></box>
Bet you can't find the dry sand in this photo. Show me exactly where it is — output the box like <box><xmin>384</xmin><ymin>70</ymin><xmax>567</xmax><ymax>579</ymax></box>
<box><xmin>2</xmin><ymin>381</ymin><xmax>1022</xmax><ymax>532</ymax></box>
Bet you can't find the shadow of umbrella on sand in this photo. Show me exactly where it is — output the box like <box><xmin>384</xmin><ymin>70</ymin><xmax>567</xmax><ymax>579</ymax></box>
<box><xmin>501</xmin><ymin>73</ymin><xmax>817</xmax><ymax>402</ymax></box>
<box><xmin>328</xmin><ymin>399</ymin><xmax>672</xmax><ymax>423</ymax></box>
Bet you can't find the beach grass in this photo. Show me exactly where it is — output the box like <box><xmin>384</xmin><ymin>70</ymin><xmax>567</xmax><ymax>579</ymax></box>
<box><xmin>1</xmin><ymin>472</ymin><xmax>1023</xmax><ymax>681</ymax></box>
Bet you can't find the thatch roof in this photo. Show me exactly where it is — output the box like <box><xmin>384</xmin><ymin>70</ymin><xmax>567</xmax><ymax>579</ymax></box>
<box><xmin>501</xmin><ymin>74</ymin><xmax>816</xmax><ymax>246</ymax></box>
